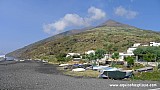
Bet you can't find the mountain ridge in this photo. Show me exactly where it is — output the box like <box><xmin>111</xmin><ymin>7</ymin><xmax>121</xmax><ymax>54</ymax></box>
<box><xmin>97</xmin><ymin>19</ymin><xmax>136</xmax><ymax>28</ymax></box>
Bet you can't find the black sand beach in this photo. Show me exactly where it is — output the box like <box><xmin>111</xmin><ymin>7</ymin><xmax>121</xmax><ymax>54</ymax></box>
<box><xmin>0</xmin><ymin>60</ymin><xmax>159</xmax><ymax>90</ymax></box>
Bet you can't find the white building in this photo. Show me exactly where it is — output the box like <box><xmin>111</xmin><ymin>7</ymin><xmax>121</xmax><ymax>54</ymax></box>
<box><xmin>85</xmin><ymin>50</ymin><xmax>95</xmax><ymax>55</ymax></box>
<box><xmin>150</xmin><ymin>42</ymin><xmax>160</xmax><ymax>46</ymax></box>
<box><xmin>133</xmin><ymin>43</ymin><xmax>141</xmax><ymax>47</ymax></box>
<box><xmin>117</xmin><ymin>47</ymin><xmax>137</xmax><ymax>61</ymax></box>
<box><xmin>127</xmin><ymin>48</ymin><xmax>137</xmax><ymax>54</ymax></box>
<box><xmin>119</xmin><ymin>53</ymin><xmax>134</xmax><ymax>61</ymax></box>
<box><xmin>142</xmin><ymin>45</ymin><xmax>149</xmax><ymax>46</ymax></box>
<box><xmin>66</xmin><ymin>53</ymin><xmax>80</xmax><ymax>57</ymax></box>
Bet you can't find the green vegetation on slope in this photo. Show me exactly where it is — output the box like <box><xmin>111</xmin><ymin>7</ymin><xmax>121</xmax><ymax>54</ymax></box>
<box><xmin>7</xmin><ymin>21</ymin><xmax>160</xmax><ymax>60</ymax></box>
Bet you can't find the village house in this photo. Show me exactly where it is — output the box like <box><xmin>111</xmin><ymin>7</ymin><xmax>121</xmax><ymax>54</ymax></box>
<box><xmin>66</xmin><ymin>53</ymin><xmax>80</xmax><ymax>57</ymax></box>
<box><xmin>127</xmin><ymin>47</ymin><xmax>137</xmax><ymax>54</ymax></box>
<box><xmin>118</xmin><ymin>41</ymin><xmax>160</xmax><ymax>61</ymax></box>
<box><xmin>141</xmin><ymin>44</ymin><xmax>149</xmax><ymax>46</ymax></box>
<box><xmin>132</xmin><ymin>43</ymin><xmax>141</xmax><ymax>47</ymax></box>
<box><xmin>67</xmin><ymin>41</ymin><xmax>160</xmax><ymax>63</ymax></box>
<box><xmin>118</xmin><ymin>47</ymin><xmax>136</xmax><ymax>61</ymax></box>
<box><xmin>66</xmin><ymin>53</ymin><xmax>82</xmax><ymax>62</ymax></box>
<box><xmin>118</xmin><ymin>43</ymin><xmax>138</xmax><ymax>61</ymax></box>
<box><xmin>150</xmin><ymin>42</ymin><xmax>160</xmax><ymax>46</ymax></box>
<box><xmin>119</xmin><ymin>53</ymin><xmax>134</xmax><ymax>61</ymax></box>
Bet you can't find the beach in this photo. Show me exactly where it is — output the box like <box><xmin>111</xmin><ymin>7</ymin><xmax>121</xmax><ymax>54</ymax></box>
<box><xmin>0</xmin><ymin>60</ymin><xmax>159</xmax><ymax>90</ymax></box>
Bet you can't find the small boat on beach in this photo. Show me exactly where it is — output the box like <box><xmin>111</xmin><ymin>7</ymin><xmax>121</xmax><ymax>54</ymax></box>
<box><xmin>98</xmin><ymin>67</ymin><xmax>133</xmax><ymax>79</ymax></box>
<box><xmin>135</xmin><ymin>67</ymin><xmax>153</xmax><ymax>72</ymax></box>
<box><xmin>59</xmin><ymin>64</ymin><xmax>69</xmax><ymax>67</ymax></box>
<box><xmin>92</xmin><ymin>65</ymin><xmax>110</xmax><ymax>71</ymax></box>
<box><xmin>0</xmin><ymin>55</ymin><xmax>5</xmax><ymax>61</ymax></box>
<box><xmin>72</xmin><ymin>68</ymin><xmax>85</xmax><ymax>72</ymax></box>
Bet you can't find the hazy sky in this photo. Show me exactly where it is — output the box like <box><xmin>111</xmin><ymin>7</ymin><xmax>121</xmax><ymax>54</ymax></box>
<box><xmin>0</xmin><ymin>0</ymin><xmax>160</xmax><ymax>54</ymax></box>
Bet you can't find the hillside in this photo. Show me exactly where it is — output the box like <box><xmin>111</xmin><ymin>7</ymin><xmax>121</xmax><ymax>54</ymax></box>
<box><xmin>6</xmin><ymin>20</ymin><xmax>160</xmax><ymax>59</ymax></box>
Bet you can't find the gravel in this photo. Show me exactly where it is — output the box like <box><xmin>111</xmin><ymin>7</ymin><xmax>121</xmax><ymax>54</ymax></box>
<box><xmin>0</xmin><ymin>60</ymin><xmax>159</xmax><ymax>90</ymax></box>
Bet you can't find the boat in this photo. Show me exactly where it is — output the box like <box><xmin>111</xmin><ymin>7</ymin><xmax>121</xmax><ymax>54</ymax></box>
<box><xmin>120</xmin><ymin>70</ymin><xmax>133</xmax><ymax>78</ymax></box>
<box><xmin>0</xmin><ymin>55</ymin><xmax>5</xmax><ymax>61</ymax></box>
<box><xmin>42</xmin><ymin>60</ymin><xmax>48</xmax><ymax>63</ymax></box>
<box><xmin>98</xmin><ymin>68</ymin><xmax>133</xmax><ymax>79</ymax></box>
<box><xmin>105</xmin><ymin>71</ymin><xmax>127</xmax><ymax>79</ymax></box>
<box><xmin>135</xmin><ymin>67</ymin><xmax>153</xmax><ymax>72</ymax></box>
<box><xmin>19</xmin><ymin>60</ymin><xmax>25</xmax><ymax>62</ymax></box>
<box><xmin>92</xmin><ymin>65</ymin><xmax>110</xmax><ymax>71</ymax></box>
<box><xmin>98</xmin><ymin>67</ymin><xmax>119</xmax><ymax>79</ymax></box>
<box><xmin>59</xmin><ymin>64</ymin><xmax>69</xmax><ymax>67</ymax></box>
<box><xmin>72</xmin><ymin>68</ymin><xmax>85</xmax><ymax>72</ymax></box>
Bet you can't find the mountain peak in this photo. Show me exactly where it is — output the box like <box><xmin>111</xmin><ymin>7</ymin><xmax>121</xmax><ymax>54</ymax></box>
<box><xmin>98</xmin><ymin>19</ymin><xmax>135</xmax><ymax>28</ymax></box>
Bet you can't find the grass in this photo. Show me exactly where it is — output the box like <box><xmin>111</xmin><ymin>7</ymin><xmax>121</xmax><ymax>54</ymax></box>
<box><xmin>132</xmin><ymin>70</ymin><xmax>160</xmax><ymax>81</ymax></box>
<box><xmin>64</xmin><ymin>70</ymin><xmax>100</xmax><ymax>78</ymax></box>
<box><xmin>57</xmin><ymin>67</ymin><xmax>100</xmax><ymax>78</ymax></box>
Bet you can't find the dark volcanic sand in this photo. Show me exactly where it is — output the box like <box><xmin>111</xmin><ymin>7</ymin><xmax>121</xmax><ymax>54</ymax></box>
<box><xmin>0</xmin><ymin>60</ymin><xmax>159</xmax><ymax>90</ymax></box>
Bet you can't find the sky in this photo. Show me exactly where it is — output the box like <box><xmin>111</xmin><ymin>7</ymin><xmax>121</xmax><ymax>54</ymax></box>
<box><xmin>0</xmin><ymin>0</ymin><xmax>160</xmax><ymax>54</ymax></box>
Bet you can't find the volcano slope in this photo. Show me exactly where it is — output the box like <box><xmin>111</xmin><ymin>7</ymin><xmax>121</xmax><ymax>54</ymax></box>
<box><xmin>7</xmin><ymin>20</ymin><xmax>160</xmax><ymax>59</ymax></box>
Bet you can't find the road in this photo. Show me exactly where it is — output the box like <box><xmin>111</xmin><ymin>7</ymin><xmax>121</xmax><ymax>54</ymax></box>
<box><xmin>0</xmin><ymin>60</ymin><xmax>159</xmax><ymax>90</ymax></box>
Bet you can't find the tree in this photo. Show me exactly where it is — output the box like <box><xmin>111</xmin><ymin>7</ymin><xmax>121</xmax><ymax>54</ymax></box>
<box><xmin>157</xmin><ymin>50</ymin><xmax>160</xmax><ymax>61</ymax></box>
<box><xmin>86</xmin><ymin>53</ymin><xmax>96</xmax><ymax>62</ymax></box>
<box><xmin>133</xmin><ymin>46</ymin><xmax>160</xmax><ymax>62</ymax></box>
<box><xmin>111</xmin><ymin>52</ymin><xmax>119</xmax><ymax>66</ymax></box>
<box><xmin>95</xmin><ymin>49</ymin><xmax>106</xmax><ymax>59</ymax></box>
<box><xmin>55</xmin><ymin>53</ymin><xmax>69</xmax><ymax>63</ymax></box>
<box><xmin>133</xmin><ymin>47</ymin><xmax>145</xmax><ymax>56</ymax></box>
<box><xmin>87</xmin><ymin>49</ymin><xmax>105</xmax><ymax>66</ymax></box>
<box><xmin>143</xmin><ymin>53</ymin><xmax>155</xmax><ymax>66</ymax></box>
<box><xmin>124</xmin><ymin>56</ymin><xmax>134</xmax><ymax>67</ymax></box>
<box><xmin>111</xmin><ymin>52</ymin><xmax>119</xmax><ymax>60</ymax></box>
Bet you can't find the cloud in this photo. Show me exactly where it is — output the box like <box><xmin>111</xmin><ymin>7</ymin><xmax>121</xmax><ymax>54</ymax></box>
<box><xmin>43</xmin><ymin>7</ymin><xmax>106</xmax><ymax>35</ymax></box>
<box><xmin>88</xmin><ymin>6</ymin><xmax>106</xmax><ymax>21</ymax></box>
<box><xmin>114</xmin><ymin>6</ymin><xmax>138</xmax><ymax>19</ymax></box>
